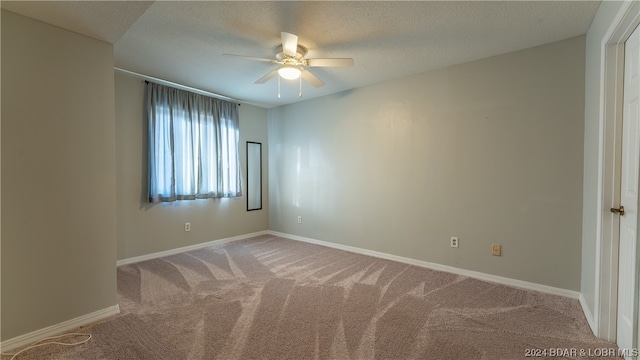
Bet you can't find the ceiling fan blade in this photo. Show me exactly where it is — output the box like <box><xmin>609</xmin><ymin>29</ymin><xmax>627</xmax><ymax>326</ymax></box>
<box><xmin>301</xmin><ymin>69</ymin><xmax>325</xmax><ymax>88</ymax></box>
<box><xmin>281</xmin><ymin>32</ymin><xmax>299</xmax><ymax>57</ymax></box>
<box><xmin>255</xmin><ymin>69</ymin><xmax>278</xmax><ymax>84</ymax></box>
<box><xmin>223</xmin><ymin>54</ymin><xmax>275</xmax><ymax>63</ymax></box>
<box><xmin>306</xmin><ymin>58</ymin><xmax>355</xmax><ymax>68</ymax></box>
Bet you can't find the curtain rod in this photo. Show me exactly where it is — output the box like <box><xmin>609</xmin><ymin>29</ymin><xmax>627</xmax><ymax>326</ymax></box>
<box><xmin>114</xmin><ymin>67</ymin><xmax>241</xmax><ymax>105</ymax></box>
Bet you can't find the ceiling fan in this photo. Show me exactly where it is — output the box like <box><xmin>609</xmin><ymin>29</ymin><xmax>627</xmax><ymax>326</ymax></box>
<box><xmin>224</xmin><ymin>32</ymin><xmax>354</xmax><ymax>93</ymax></box>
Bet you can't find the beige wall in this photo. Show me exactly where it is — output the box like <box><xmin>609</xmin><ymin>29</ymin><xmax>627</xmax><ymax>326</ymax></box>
<box><xmin>1</xmin><ymin>11</ymin><xmax>117</xmax><ymax>340</ymax></box>
<box><xmin>269</xmin><ymin>36</ymin><xmax>586</xmax><ymax>291</ymax></box>
<box><xmin>115</xmin><ymin>72</ymin><xmax>269</xmax><ymax>260</ymax></box>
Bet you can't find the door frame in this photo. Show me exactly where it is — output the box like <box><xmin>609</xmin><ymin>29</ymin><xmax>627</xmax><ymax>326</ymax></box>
<box><xmin>597</xmin><ymin>0</ymin><xmax>640</xmax><ymax>342</ymax></box>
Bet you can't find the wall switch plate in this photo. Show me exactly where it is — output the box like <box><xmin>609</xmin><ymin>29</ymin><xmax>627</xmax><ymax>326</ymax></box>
<box><xmin>450</xmin><ymin>237</ymin><xmax>459</xmax><ymax>248</ymax></box>
<box><xmin>492</xmin><ymin>243</ymin><xmax>501</xmax><ymax>256</ymax></box>
<box><xmin>297</xmin><ymin>216</ymin><xmax>302</xmax><ymax>224</ymax></box>
<box><xmin>185</xmin><ymin>222</ymin><xmax>191</xmax><ymax>232</ymax></box>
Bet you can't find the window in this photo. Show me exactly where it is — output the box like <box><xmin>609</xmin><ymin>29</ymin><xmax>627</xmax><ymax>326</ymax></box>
<box><xmin>146</xmin><ymin>82</ymin><xmax>242</xmax><ymax>203</ymax></box>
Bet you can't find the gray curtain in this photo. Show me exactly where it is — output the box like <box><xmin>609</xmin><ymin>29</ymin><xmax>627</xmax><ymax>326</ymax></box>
<box><xmin>146</xmin><ymin>82</ymin><xmax>242</xmax><ymax>203</ymax></box>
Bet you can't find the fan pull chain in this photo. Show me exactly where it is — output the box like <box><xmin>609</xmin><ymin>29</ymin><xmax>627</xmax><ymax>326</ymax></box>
<box><xmin>278</xmin><ymin>76</ymin><xmax>281</xmax><ymax>99</ymax></box>
<box><xmin>299</xmin><ymin>76</ymin><xmax>302</xmax><ymax>98</ymax></box>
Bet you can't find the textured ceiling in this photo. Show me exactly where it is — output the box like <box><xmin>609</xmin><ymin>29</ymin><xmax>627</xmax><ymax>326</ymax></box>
<box><xmin>1</xmin><ymin>1</ymin><xmax>153</xmax><ymax>44</ymax></box>
<box><xmin>2</xmin><ymin>1</ymin><xmax>600</xmax><ymax>108</ymax></box>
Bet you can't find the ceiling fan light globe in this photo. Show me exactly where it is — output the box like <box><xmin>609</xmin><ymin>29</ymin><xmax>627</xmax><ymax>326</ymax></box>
<box><xmin>278</xmin><ymin>65</ymin><xmax>302</xmax><ymax>80</ymax></box>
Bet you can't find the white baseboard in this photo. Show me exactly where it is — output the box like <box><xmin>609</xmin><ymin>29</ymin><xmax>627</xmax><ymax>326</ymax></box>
<box><xmin>116</xmin><ymin>230</ymin><xmax>269</xmax><ymax>267</ymax></box>
<box><xmin>579</xmin><ymin>293</ymin><xmax>598</xmax><ymax>335</ymax></box>
<box><xmin>269</xmin><ymin>230</ymin><xmax>581</xmax><ymax>300</ymax></box>
<box><xmin>0</xmin><ymin>304</ymin><xmax>120</xmax><ymax>353</ymax></box>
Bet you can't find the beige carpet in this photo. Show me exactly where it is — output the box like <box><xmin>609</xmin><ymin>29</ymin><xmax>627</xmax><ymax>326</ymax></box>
<box><xmin>3</xmin><ymin>235</ymin><xmax>622</xmax><ymax>359</ymax></box>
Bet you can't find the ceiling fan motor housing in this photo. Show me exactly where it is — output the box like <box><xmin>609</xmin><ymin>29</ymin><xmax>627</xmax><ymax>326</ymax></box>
<box><xmin>276</xmin><ymin>45</ymin><xmax>308</xmax><ymax>65</ymax></box>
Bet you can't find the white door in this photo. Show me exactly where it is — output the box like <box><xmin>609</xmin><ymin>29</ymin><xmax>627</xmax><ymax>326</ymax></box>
<box><xmin>617</xmin><ymin>23</ymin><xmax>640</xmax><ymax>359</ymax></box>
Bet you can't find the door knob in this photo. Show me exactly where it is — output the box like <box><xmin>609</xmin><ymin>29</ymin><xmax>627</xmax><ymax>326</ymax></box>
<box><xmin>611</xmin><ymin>205</ymin><xmax>625</xmax><ymax>216</ymax></box>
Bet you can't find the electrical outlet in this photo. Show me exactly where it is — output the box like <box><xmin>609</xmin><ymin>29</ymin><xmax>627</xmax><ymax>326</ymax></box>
<box><xmin>297</xmin><ymin>216</ymin><xmax>302</xmax><ymax>224</ymax></box>
<box><xmin>185</xmin><ymin>222</ymin><xmax>191</xmax><ymax>232</ymax></box>
<box><xmin>492</xmin><ymin>243</ymin><xmax>501</xmax><ymax>256</ymax></box>
<box><xmin>450</xmin><ymin>237</ymin><xmax>459</xmax><ymax>248</ymax></box>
